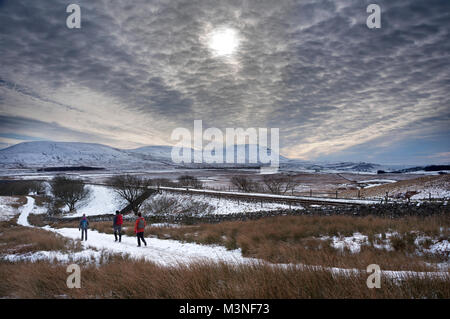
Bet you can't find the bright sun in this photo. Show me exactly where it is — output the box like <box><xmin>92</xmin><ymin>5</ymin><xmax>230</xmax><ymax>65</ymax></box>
<box><xmin>207</xmin><ymin>27</ymin><xmax>240</xmax><ymax>57</ymax></box>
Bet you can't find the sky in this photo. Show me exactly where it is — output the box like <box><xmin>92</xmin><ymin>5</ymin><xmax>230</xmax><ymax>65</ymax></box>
<box><xmin>0</xmin><ymin>0</ymin><xmax>449</xmax><ymax>165</ymax></box>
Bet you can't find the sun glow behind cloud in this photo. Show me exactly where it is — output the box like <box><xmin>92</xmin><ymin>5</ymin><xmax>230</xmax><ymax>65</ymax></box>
<box><xmin>207</xmin><ymin>27</ymin><xmax>240</xmax><ymax>57</ymax></box>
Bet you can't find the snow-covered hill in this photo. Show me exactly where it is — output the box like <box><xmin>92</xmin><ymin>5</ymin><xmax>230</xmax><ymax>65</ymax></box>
<box><xmin>0</xmin><ymin>141</ymin><xmax>421</xmax><ymax>173</ymax></box>
<box><xmin>0</xmin><ymin>142</ymin><xmax>169</xmax><ymax>169</ymax></box>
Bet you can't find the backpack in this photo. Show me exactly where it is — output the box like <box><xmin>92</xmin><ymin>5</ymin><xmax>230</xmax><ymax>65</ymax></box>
<box><xmin>137</xmin><ymin>218</ymin><xmax>145</xmax><ymax>229</ymax></box>
<box><xmin>80</xmin><ymin>218</ymin><xmax>88</xmax><ymax>228</ymax></box>
<box><xmin>117</xmin><ymin>214</ymin><xmax>123</xmax><ymax>225</ymax></box>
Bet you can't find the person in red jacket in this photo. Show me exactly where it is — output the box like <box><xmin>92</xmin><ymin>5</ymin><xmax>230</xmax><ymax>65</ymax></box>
<box><xmin>113</xmin><ymin>210</ymin><xmax>123</xmax><ymax>242</ymax></box>
<box><xmin>134</xmin><ymin>212</ymin><xmax>147</xmax><ymax>247</ymax></box>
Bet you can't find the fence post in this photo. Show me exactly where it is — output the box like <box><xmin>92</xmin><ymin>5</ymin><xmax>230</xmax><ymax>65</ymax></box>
<box><xmin>336</xmin><ymin>190</ymin><xmax>338</xmax><ymax>198</ymax></box>
<box><xmin>358</xmin><ymin>190</ymin><xmax>360</xmax><ymax>198</ymax></box>
<box><xmin>310</xmin><ymin>189</ymin><xmax>312</xmax><ymax>197</ymax></box>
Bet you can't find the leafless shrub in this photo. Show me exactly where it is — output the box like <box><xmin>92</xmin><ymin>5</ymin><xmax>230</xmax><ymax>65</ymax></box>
<box><xmin>177</xmin><ymin>175</ymin><xmax>203</xmax><ymax>189</ymax></box>
<box><xmin>143</xmin><ymin>195</ymin><xmax>182</xmax><ymax>215</ymax></box>
<box><xmin>182</xmin><ymin>200</ymin><xmax>214</xmax><ymax>216</ymax></box>
<box><xmin>262</xmin><ymin>174</ymin><xmax>297</xmax><ymax>195</ymax></box>
<box><xmin>142</xmin><ymin>195</ymin><xmax>214</xmax><ymax>216</ymax></box>
<box><xmin>0</xmin><ymin>180</ymin><xmax>44</xmax><ymax>196</ymax></box>
<box><xmin>230</xmin><ymin>175</ymin><xmax>259</xmax><ymax>192</ymax></box>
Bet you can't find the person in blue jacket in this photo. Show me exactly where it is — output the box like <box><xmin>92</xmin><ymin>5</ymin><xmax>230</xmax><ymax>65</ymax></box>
<box><xmin>79</xmin><ymin>214</ymin><xmax>89</xmax><ymax>241</ymax></box>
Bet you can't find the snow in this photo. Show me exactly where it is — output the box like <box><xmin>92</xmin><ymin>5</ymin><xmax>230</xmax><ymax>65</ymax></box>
<box><xmin>320</xmin><ymin>233</ymin><xmax>370</xmax><ymax>254</ymax></box>
<box><xmin>0</xmin><ymin>196</ymin><xmax>22</xmax><ymax>221</ymax></box>
<box><xmin>0</xmin><ymin>141</ymin><xmax>169</xmax><ymax>169</ymax></box>
<box><xmin>44</xmin><ymin>226</ymin><xmax>257</xmax><ymax>267</ymax></box>
<box><xmin>1</xmin><ymin>249</ymin><xmax>103</xmax><ymax>263</ymax></box>
<box><xmin>17</xmin><ymin>196</ymin><xmax>35</xmax><ymax>227</ymax></box>
<box><xmin>410</xmin><ymin>188</ymin><xmax>450</xmax><ymax>200</ymax></box>
<box><xmin>150</xmin><ymin>223</ymin><xmax>182</xmax><ymax>228</ymax></box>
<box><xmin>331</xmin><ymin>233</ymin><xmax>369</xmax><ymax>253</ymax></box>
<box><xmin>156</xmin><ymin>186</ymin><xmax>381</xmax><ymax>205</ymax></box>
<box><xmin>62</xmin><ymin>185</ymin><xmax>125</xmax><ymax>218</ymax></box>
<box><xmin>146</xmin><ymin>192</ymin><xmax>301</xmax><ymax>216</ymax></box>
<box><xmin>5</xmin><ymin>196</ymin><xmax>448</xmax><ymax>281</ymax></box>
<box><xmin>16</xmin><ymin>196</ymin><xmax>259</xmax><ymax>266</ymax></box>
<box><xmin>358</xmin><ymin>179</ymin><xmax>397</xmax><ymax>184</ymax></box>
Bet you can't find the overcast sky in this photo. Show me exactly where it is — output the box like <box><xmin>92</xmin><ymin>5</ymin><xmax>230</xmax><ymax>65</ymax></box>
<box><xmin>0</xmin><ymin>0</ymin><xmax>449</xmax><ymax>165</ymax></box>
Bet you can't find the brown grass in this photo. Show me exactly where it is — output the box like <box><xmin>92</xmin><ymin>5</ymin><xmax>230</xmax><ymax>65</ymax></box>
<box><xmin>0</xmin><ymin>257</ymin><xmax>448</xmax><ymax>299</ymax></box>
<box><xmin>9</xmin><ymin>196</ymin><xmax>27</xmax><ymax>209</ymax></box>
<box><xmin>0</xmin><ymin>220</ymin><xmax>81</xmax><ymax>254</ymax></box>
<box><xmin>26</xmin><ymin>214</ymin><xmax>449</xmax><ymax>272</ymax></box>
<box><xmin>142</xmin><ymin>215</ymin><xmax>449</xmax><ymax>271</ymax></box>
<box><xmin>340</xmin><ymin>174</ymin><xmax>450</xmax><ymax>198</ymax></box>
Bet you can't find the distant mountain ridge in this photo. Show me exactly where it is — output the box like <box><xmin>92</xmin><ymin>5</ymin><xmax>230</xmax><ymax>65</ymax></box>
<box><xmin>0</xmin><ymin>141</ymin><xmax>426</xmax><ymax>173</ymax></box>
<box><xmin>0</xmin><ymin>141</ymin><xmax>287</xmax><ymax>169</ymax></box>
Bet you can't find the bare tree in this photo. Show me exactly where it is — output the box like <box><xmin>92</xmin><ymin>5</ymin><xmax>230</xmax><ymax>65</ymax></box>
<box><xmin>0</xmin><ymin>180</ymin><xmax>45</xmax><ymax>196</ymax></box>
<box><xmin>177</xmin><ymin>175</ymin><xmax>202</xmax><ymax>189</ymax></box>
<box><xmin>29</xmin><ymin>181</ymin><xmax>45</xmax><ymax>195</ymax></box>
<box><xmin>263</xmin><ymin>174</ymin><xmax>297</xmax><ymax>195</ymax></box>
<box><xmin>50</xmin><ymin>176</ymin><xmax>91</xmax><ymax>212</ymax></box>
<box><xmin>230</xmin><ymin>175</ymin><xmax>258</xmax><ymax>192</ymax></box>
<box><xmin>109</xmin><ymin>175</ymin><xmax>150</xmax><ymax>213</ymax></box>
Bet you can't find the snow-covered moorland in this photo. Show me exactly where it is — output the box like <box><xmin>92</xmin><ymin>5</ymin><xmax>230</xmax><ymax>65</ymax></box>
<box><xmin>5</xmin><ymin>196</ymin><xmax>448</xmax><ymax>280</ymax></box>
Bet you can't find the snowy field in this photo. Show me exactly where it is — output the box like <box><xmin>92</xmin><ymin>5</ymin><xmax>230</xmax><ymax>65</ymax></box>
<box><xmin>145</xmin><ymin>192</ymin><xmax>303</xmax><ymax>216</ymax></box>
<box><xmin>5</xmin><ymin>197</ymin><xmax>447</xmax><ymax>280</ymax></box>
<box><xmin>410</xmin><ymin>188</ymin><xmax>450</xmax><ymax>200</ymax></box>
<box><xmin>59</xmin><ymin>185</ymin><xmax>304</xmax><ymax>218</ymax></box>
<box><xmin>62</xmin><ymin>185</ymin><xmax>126</xmax><ymax>217</ymax></box>
<box><xmin>0</xmin><ymin>196</ymin><xmax>22</xmax><ymax>221</ymax></box>
<box><xmin>320</xmin><ymin>232</ymin><xmax>450</xmax><ymax>258</ymax></box>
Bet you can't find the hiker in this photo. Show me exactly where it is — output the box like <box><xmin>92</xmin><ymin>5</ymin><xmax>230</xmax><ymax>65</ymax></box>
<box><xmin>79</xmin><ymin>214</ymin><xmax>89</xmax><ymax>241</ymax></box>
<box><xmin>113</xmin><ymin>210</ymin><xmax>123</xmax><ymax>242</ymax></box>
<box><xmin>134</xmin><ymin>212</ymin><xmax>147</xmax><ymax>247</ymax></box>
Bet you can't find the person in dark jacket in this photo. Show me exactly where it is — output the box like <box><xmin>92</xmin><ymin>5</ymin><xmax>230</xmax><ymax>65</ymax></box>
<box><xmin>134</xmin><ymin>212</ymin><xmax>147</xmax><ymax>247</ymax></box>
<box><xmin>113</xmin><ymin>210</ymin><xmax>123</xmax><ymax>242</ymax></box>
<box><xmin>79</xmin><ymin>214</ymin><xmax>89</xmax><ymax>241</ymax></box>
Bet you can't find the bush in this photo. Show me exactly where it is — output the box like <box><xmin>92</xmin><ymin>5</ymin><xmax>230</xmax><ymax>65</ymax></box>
<box><xmin>177</xmin><ymin>175</ymin><xmax>202</xmax><ymax>189</ymax></box>
<box><xmin>50</xmin><ymin>176</ymin><xmax>90</xmax><ymax>212</ymax></box>
<box><xmin>0</xmin><ymin>180</ymin><xmax>44</xmax><ymax>196</ymax></box>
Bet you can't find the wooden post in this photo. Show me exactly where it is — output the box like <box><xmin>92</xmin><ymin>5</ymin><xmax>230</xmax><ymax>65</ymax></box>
<box><xmin>385</xmin><ymin>191</ymin><xmax>389</xmax><ymax>203</ymax></box>
<box><xmin>310</xmin><ymin>189</ymin><xmax>312</xmax><ymax>197</ymax></box>
<box><xmin>336</xmin><ymin>190</ymin><xmax>338</xmax><ymax>198</ymax></box>
<box><xmin>358</xmin><ymin>190</ymin><xmax>360</xmax><ymax>198</ymax></box>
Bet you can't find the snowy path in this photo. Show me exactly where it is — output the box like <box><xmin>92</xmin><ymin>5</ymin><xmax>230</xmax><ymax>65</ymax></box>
<box><xmin>43</xmin><ymin>226</ymin><xmax>256</xmax><ymax>266</ymax></box>
<box><xmin>17</xmin><ymin>196</ymin><xmax>256</xmax><ymax>266</ymax></box>
<box><xmin>17</xmin><ymin>196</ymin><xmax>35</xmax><ymax>227</ymax></box>
<box><xmin>13</xmin><ymin>197</ymin><xmax>450</xmax><ymax>279</ymax></box>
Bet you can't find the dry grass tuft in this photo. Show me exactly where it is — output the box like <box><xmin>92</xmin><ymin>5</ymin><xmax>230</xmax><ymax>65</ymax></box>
<box><xmin>0</xmin><ymin>221</ymin><xmax>81</xmax><ymax>254</ymax></box>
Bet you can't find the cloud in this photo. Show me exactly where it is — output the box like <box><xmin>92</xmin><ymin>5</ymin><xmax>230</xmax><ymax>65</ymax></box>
<box><xmin>0</xmin><ymin>0</ymin><xmax>448</xmax><ymax>164</ymax></box>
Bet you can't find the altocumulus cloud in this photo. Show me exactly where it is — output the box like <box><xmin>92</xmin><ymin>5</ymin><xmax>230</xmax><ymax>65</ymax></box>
<box><xmin>0</xmin><ymin>0</ymin><xmax>449</xmax><ymax>164</ymax></box>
